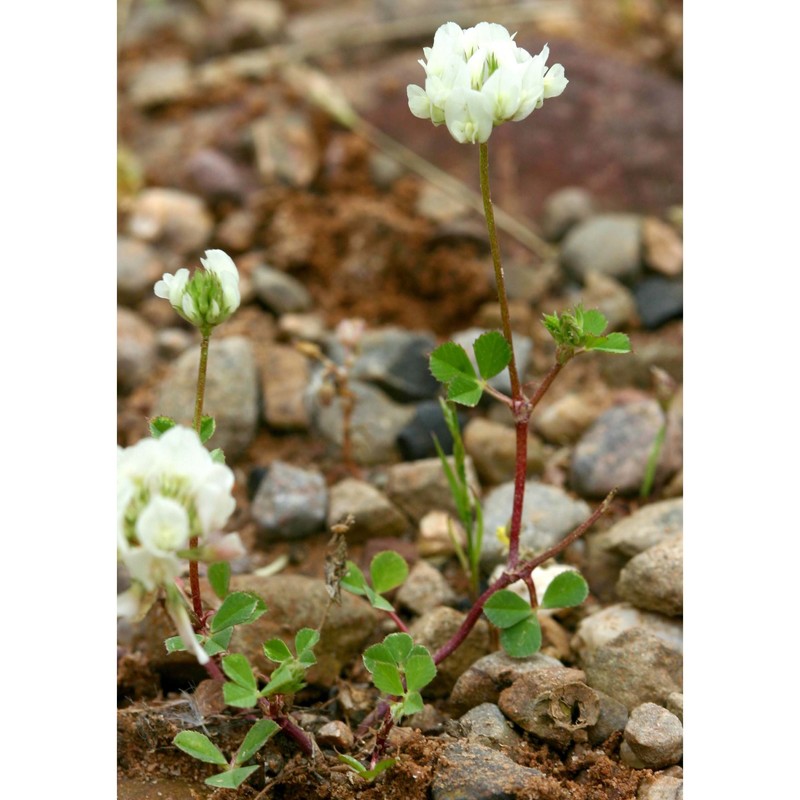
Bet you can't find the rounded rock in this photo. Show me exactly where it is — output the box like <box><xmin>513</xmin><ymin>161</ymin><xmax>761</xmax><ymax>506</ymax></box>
<box><xmin>127</xmin><ymin>188</ymin><xmax>213</xmax><ymax>254</ymax></box>
<box><xmin>117</xmin><ymin>308</ymin><xmax>157</xmax><ymax>394</ymax></box>
<box><xmin>117</xmin><ymin>237</ymin><xmax>165</xmax><ymax>307</ymax></box>
<box><xmin>623</xmin><ymin>702</ymin><xmax>683</xmax><ymax>769</ymax></box>
<box><xmin>617</xmin><ymin>535</ymin><xmax>683</xmax><ymax>616</ymax></box>
<box><xmin>540</xmin><ymin>186</ymin><xmax>596</xmax><ymax>241</ymax></box>
<box><xmin>561</xmin><ymin>214</ymin><xmax>643</xmax><ymax>284</ymax></box>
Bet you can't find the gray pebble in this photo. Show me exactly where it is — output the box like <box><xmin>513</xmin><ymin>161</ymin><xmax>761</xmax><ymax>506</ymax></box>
<box><xmin>463</xmin><ymin>418</ymin><xmax>545</xmax><ymax>486</ymax></box>
<box><xmin>185</xmin><ymin>148</ymin><xmax>249</xmax><ymax>204</ymax></box>
<box><xmin>584</xmin><ymin>628</ymin><xmax>682</xmax><ymax>711</ymax></box>
<box><xmin>385</xmin><ymin>455</ymin><xmax>481</xmax><ymax>524</ymax></box>
<box><xmin>587</xmin><ymin>689</ymin><xmax>629</xmax><ymax>746</ymax></box>
<box><xmin>480</xmin><ymin>480</ymin><xmax>591</xmax><ymax>572</ymax></box>
<box><xmin>458</xmin><ymin>703</ymin><xmax>524</xmax><ymax>750</ymax></box>
<box><xmin>431</xmin><ymin>741</ymin><xmax>542</xmax><ymax>800</ymax></box>
<box><xmin>572</xmin><ymin>603</ymin><xmax>683</xmax><ymax>665</ymax></box>
<box><xmin>666</xmin><ymin>692</ymin><xmax>683</xmax><ymax>723</ymax></box>
<box><xmin>534</xmin><ymin>390</ymin><xmax>612</xmax><ymax>445</ymax></box>
<box><xmin>313</xmin><ymin>380</ymin><xmax>415</xmax><ymax>465</ymax></box>
<box><xmin>570</xmin><ymin>399</ymin><xmax>669</xmax><ymax>498</ymax></box>
<box><xmin>634</xmin><ymin>277</ymin><xmax>683</xmax><ymax>330</ymax></box>
<box><xmin>326</xmin><ymin>477</ymin><xmax>408</xmax><ymax>542</ymax></box>
<box><xmin>117</xmin><ymin>308</ymin><xmax>157</xmax><ymax>394</ymax></box>
<box><xmin>251</xmin><ymin>263</ymin><xmax>313</xmax><ymax>315</ymax></box>
<box><xmin>617</xmin><ymin>535</ymin><xmax>683</xmax><ymax>616</ymax></box>
<box><xmin>154</xmin><ymin>336</ymin><xmax>259</xmax><ymax>461</ymax></box>
<box><xmin>250</xmin><ymin>460</ymin><xmax>327</xmax><ymax>542</ymax></box>
<box><xmin>601</xmin><ymin>340</ymin><xmax>683</xmax><ymax>389</ymax></box>
<box><xmin>561</xmin><ymin>214</ymin><xmax>643</xmax><ymax>284</ymax></box>
<box><xmin>540</xmin><ymin>186</ymin><xmax>595</xmax><ymax>241</ymax></box>
<box><xmin>395</xmin><ymin>559</ymin><xmax>457</xmax><ymax>616</ymax></box>
<box><xmin>623</xmin><ymin>702</ymin><xmax>683</xmax><ymax>769</ymax></box>
<box><xmin>638</xmin><ymin>773</ymin><xmax>684</xmax><ymax>800</ymax></box>
<box><xmin>117</xmin><ymin>236</ymin><xmax>165</xmax><ymax>307</ymax></box>
<box><xmin>127</xmin><ymin>188</ymin><xmax>213</xmax><ymax>254</ymax></box>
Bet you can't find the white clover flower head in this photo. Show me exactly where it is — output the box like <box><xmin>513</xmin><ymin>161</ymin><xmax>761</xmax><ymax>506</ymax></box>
<box><xmin>117</xmin><ymin>425</ymin><xmax>237</xmax><ymax>620</ymax></box>
<box><xmin>154</xmin><ymin>249</ymin><xmax>241</xmax><ymax>332</ymax></box>
<box><xmin>407</xmin><ymin>21</ymin><xmax>567</xmax><ymax>144</ymax></box>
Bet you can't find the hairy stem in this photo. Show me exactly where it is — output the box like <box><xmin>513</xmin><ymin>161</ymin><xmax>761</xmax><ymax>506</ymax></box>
<box><xmin>259</xmin><ymin>697</ymin><xmax>315</xmax><ymax>757</ymax></box>
<box><xmin>433</xmin><ymin>491</ymin><xmax>616</xmax><ymax>665</ymax></box>
<box><xmin>189</xmin><ymin>332</ymin><xmax>211</xmax><ymax>622</ymax></box>
<box><xmin>479</xmin><ymin>142</ymin><xmax>520</xmax><ymax>399</ymax></box>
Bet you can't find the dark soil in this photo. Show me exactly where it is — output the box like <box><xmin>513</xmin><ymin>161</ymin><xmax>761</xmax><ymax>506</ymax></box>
<box><xmin>118</xmin><ymin>1</ymin><xmax>682</xmax><ymax>797</ymax></box>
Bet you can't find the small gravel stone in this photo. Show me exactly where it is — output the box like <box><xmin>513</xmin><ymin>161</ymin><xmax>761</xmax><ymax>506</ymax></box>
<box><xmin>343</xmin><ymin>327</ymin><xmax>439</xmax><ymax>402</ymax></box>
<box><xmin>572</xmin><ymin>603</ymin><xmax>683</xmax><ymax>664</ymax></box>
<box><xmin>261</xmin><ymin>344</ymin><xmax>311</xmax><ymax>431</ymax></box>
<box><xmin>316</xmin><ymin>720</ymin><xmax>354</xmax><ymax>750</ymax></box>
<box><xmin>584</xmin><ymin>628</ymin><xmax>682</xmax><ymax>711</ymax></box>
<box><xmin>250</xmin><ymin>460</ymin><xmax>327</xmax><ymax>542</ymax></box>
<box><xmin>117</xmin><ymin>308</ymin><xmax>157</xmax><ymax>394</ymax></box>
<box><xmin>601</xmin><ymin>339</ymin><xmax>683</xmax><ymax>389</ymax></box>
<box><xmin>117</xmin><ymin>237</ymin><xmax>165</xmax><ymax>307</ymax></box>
<box><xmin>463</xmin><ymin>418</ymin><xmax>545</xmax><ymax>485</ymax></box>
<box><xmin>634</xmin><ymin>277</ymin><xmax>683</xmax><ymax>329</ymax></box>
<box><xmin>450</xmin><ymin>327</ymin><xmax>533</xmax><ymax>398</ymax></box>
<box><xmin>313</xmin><ymin>380</ymin><xmax>415</xmax><ymax>465</ymax></box>
<box><xmin>637</xmin><ymin>773</ymin><xmax>684</xmax><ymax>800</ymax></box>
<box><xmin>397</xmin><ymin>400</ymin><xmax>462</xmax><ymax>461</ymax></box>
<box><xmin>395</xmin><ymin>559</ymin><xmax>457</xmax><ymax>616</ymax></box>
<box><xmin>458</xmin><ymin>703</ymin><xmax>524</xmax><ymax>750</ymax></box>
<box><xmin>326</xmin><ymin>478</ymin><xmax>408</xmax><ymax>542</ymax></box>
<box><xmin>534</xmin><ymin>390</ymin><xmax>613</xmax><ymax>445</ymax></box>
<box><xmin>480</xmin><ymin>480</ymin><xmax>591</xmax><ymax>572</ymax></box>
<box><xmin>155</xmin><ymin>327</ymin><xmax>196</xmax><ymax>360</ymax></box>
<box><xmin>666</xmin><ymin>692</ymin><xmax>683</xmax><ymax>722</ymax></box>
<box><xmin>251</xmin><ymin>263</ymin><xmax>313</xmax><ymax>315</ymax></box>
<box><xmin>570</xmin><ymin>399</ymin><xmax>669</xmax><ymax>498</ymax></box>
<box><xmin>416</xmin><ymin>511</ymin><xmax>465</xmax><ymax>559</ymax></box>
<box><xmin>128</xmin><ymin>58</ymin><xmax>192</xmax><ymax>108</ymax></box>
<box><xmin>251</xmin><ymin>111</ymin><xmax>319</xmax><ymax>188</ymax></box>
<box><xmin>561</xmin><ymin>214</ymin><xmax>643</xmax><ymax>284</ymax></box>
<box><xmin>155</xmin><ymin>336</ymin><xmax>259</xmax><ymax>461</ymax></box>
<box><xmin>185</xmin><ymin>148</ymin><xmax>249</xmax><ymax>204</ymax></box>
<box><xmin>409</xmin><ymin>607</ymin><xmax>490</xmax><ymax>697</ymax></box>
<box><xmin>448</xmin><ymin>651</ymin><xmax>563</xmax><ymax>715</ymax></box>
<box><xmin>623</xmin><ymin>702</ymin><xmax>683</xmax><ymax>769</ymax></box>
<box><xmin>385</xmin><ymin>456</ymin><xmax>481</xmax><ymax>524</ymax></box>
<box><xmin>586</xmin><ymin>689</ymin><xmax>630</xmax><ymax>746</ymax></box>
<box><xmin>540</xmin><ymin>186</ymin><xmax>595</xmax><ymax>241</ymax></box>
<box><xmin>579</xmin><ymin>271</ymin><xmax>639</xmax><ymax>330</ymax></box>
<box><xmin>617</xmin><ymin>535</ymin><xmax>683</xmax><ymax>616</ymax></box>
<box><xmin>219</xmin><ymin>0</ymin><xmax>286</xmax><ymax>48</ymax></box>
<box><xmin>642</xmin><ymin>216</ymin><xmax>683</xmax><ymax>277</ymax></box>
<box><xmin>404</xmin><ymin>703</ymin><xmax>448</xmax><ymax>734</ymax></box>
<box><xmin>127</xmin><ymin>188</ymin><xmax>213</xmax><ymax>254</ymax></box>
<box><xmin>431</xmin><ymin>741</ymin><xmax>542</xmax><ymax>800</ymax></box>
<box><xmin>502</xmin><ymin>260</ymin><xmax>560</xmax><ymax>304</ymax></box>
<box><xmin>217</xmin><ymin>208</ymin><xmax>258</xmax><ymax>252</ymax></box>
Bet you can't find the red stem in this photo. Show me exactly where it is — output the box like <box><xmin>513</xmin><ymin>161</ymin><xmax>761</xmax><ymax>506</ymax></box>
<box><xmin>433</xmin><ymin>491</ymin><xmax>616</xmax><ymax>665</ymax></box>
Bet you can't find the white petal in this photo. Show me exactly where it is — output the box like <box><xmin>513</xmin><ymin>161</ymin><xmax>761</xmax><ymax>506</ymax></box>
<box><xmin>407</xmin><ymin>84</ymin><xmax>432</xmax><ymax>119</ymax></box>
<box><xmin>543</xmin><ymin>63</ymin><xmax>568</xmax><ymax>98</ymax></box>
<box><xmin>136</xmin><ymin>495</ymin><xmax>190</xmax><ymax>556</ymax></box>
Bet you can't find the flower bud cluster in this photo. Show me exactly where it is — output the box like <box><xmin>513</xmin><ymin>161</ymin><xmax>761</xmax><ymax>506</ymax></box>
<box><xmin>154</xmin><ymin>249</ymin><xmax>240</xmax><ymax>332</ymax></box>
<box><xmin>117</xmin><ymin>426</ymin><xmax>242</xmax><ymax>621</ymax></box>
<box><xmin>407</xmin><ymin>21</ymin><xmax>567</xmax><ymax>144</ymax></box>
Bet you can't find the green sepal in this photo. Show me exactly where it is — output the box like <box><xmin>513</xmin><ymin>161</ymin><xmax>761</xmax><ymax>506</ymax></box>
<box><xmin>209</xmin><ymin>448</ymin><xmax>226</xmax><ymax>463</ymax></box>
<box><xmin>199</xmin><ymin>415</ymin><xmax>216</xmax><ymax>444</ymax></box>
<box><xmin>173</xmin><ymin>731</ymin><xmax>227</xmax><ymax>765</ymax></box>
<box><xmin>205</xmin><ymin>766</ymin><xmax>259</xmax><ymax>789</ymax></box>
<box><xmin>149</xmin><ymin>416</ymin><xmax>176</xmax><ymax>438</ymax></box>
<box><xmin>540</xmin><ymin>570</ymin><xmax>589</xmax><ymax>609</ymax></box>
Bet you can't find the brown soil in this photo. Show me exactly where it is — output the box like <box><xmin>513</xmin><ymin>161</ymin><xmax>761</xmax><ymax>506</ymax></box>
<box><xmin>118</xmin><ymin>1</ymin><xmax>682</xmax><ymax>797</ymax></box>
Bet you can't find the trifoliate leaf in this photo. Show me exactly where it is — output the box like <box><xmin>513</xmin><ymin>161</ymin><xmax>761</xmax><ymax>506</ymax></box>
<box><xmin>472</xmin><ymin>331</ymin><xmax>512</xmax><ymax>380</ymax></box>
<box><xmin>445</xmin><ymin>375</ymin><xmax>483</xmax><ymax>407</ymax></box>
<box><xmin>368</xmin><ymin>661</ymin><xmax>405</xmax><ymax>696</ymax></box>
